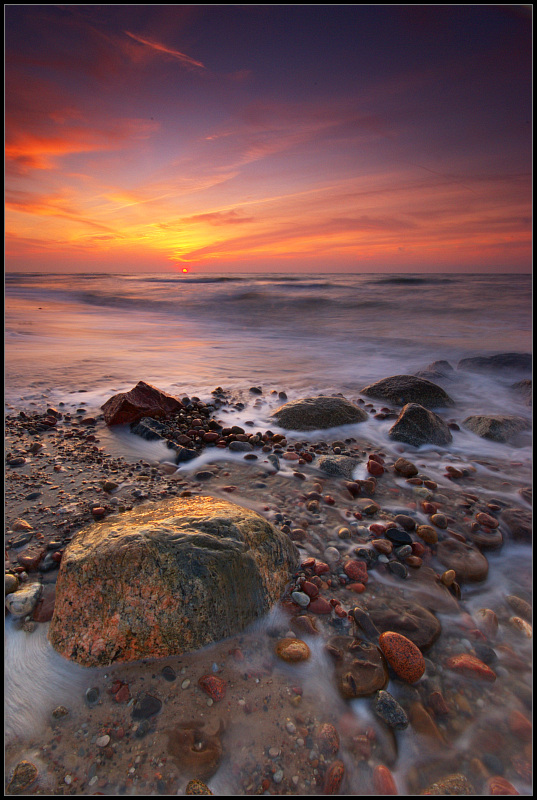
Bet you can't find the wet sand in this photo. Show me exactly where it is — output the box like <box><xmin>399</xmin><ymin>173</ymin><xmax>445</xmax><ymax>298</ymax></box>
<box><xmin>4</xmin><ymin>394</ymin><xmax>533</xmax><ymax>796</ymax></box>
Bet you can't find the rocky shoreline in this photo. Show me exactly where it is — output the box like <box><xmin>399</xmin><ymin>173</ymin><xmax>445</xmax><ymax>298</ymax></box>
<box><xmin>4</xmin><ymin>381</ymin><xmax>533</xmax><ymax>796</ymax></box>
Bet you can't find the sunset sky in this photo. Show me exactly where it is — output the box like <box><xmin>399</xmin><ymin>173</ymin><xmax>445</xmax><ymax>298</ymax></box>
<box><xmin>5</xmin><ymin>5</ymin><xmax>532</xmax><ymax>274</ymax></box>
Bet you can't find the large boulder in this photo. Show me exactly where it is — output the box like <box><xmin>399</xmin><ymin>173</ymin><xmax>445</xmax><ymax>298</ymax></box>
<box><xmin>48</xmin><ymin>496</ymin><xmax>298</xmax><ymax>667</ymax></box>
<box><xmin>388</xmin><ymin>403</ymin><xmax>453</xmax><ymax>447</ymax></box>
<box><xmin>360</xmin><ymin>375</ymin><xmax>454</xmax><ymax>408</ymax></box>
<box><xmin>414</xmin><ymin>360</ymin><xmax>455</xmax><ymax>382</ymax></box>
<box><xmin>270</xmin><ymin>395</ymin><xmax>368</xmax><ymax>431</ymax></box>
<box><xmin>101</xmin><ymin>381</ymin><xmax>183</xmax><ymax>426</ymax></box>
<box><xmin>462</xmin><ymin>414</ymin><xmax>530</xmax><ymax>443</ymax></box>
<box><xmin>457</xmin><ymin>353</ymin><xmax>532</xmax><ymax>374</ymax></box>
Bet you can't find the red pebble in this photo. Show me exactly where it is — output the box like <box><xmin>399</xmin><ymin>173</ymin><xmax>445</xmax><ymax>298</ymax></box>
<box><xmin>343</xmin><ymin>559</ymin><xmax>368</xmax><ymax>583</ymax></box>
<box><xmin>367</xmin><ymin>460</ymin><xmax>384</xmax><ymax>476</ymax></box>
<box><xmin>368</xmin><ymin>453</ymin><xmax>384</xmax><ymax>465</ymax></box>
<box><xmin>445</xmin><ymin>654</ymin><xmax>496</xmax><ymax>682</ymax></box>
<box><xmin>347</xmin><ymin>582</ymin><xmax>366</xmax><ymax>593</ymax></box>
<box><xmin>114</xmin><ymin>684</ymin><xmax>131</xmax><ymax>703</ymax></box>
<box><xmin>378</xmin><ymin>631</ymin><xmax>425</xmax><ymax>683</ymax></box>
<box><xmin>323</xmin><ymin>495</ymin><xmax>336</xmax><ymax>505</ymax></box>
<box><xmin>508</xmin><ymin>710</ymin><xmax>532</xmax><ymax>742</ymax></box>
<box><xmin>334</xmin><ymin>605</ymin><xmax>348</xmax><ymax>618</ymax></box>
<box><xmin>301</xmin><ymin>580</ymin><xmax>319</xmax><ymax>599</ymax></box>
<box><xmin>411</xmin><ymin>541</ymin><xmax>426</xmax><ymax>557</ymax></box>
<box><xmin>308</xmin><ymin>597</ymin><xmax>333</xmax><ymax>615</ymax></box>
<box><xmin>369</xmin><ymin>523</ymin><xmax>386</xmax><ymax>535</ymax></box>
<box><xmin>373</xmin><ymin>765</ymin><xmax>398</xmax><ymax>795</ymax></box>
<box><xmin>428</xmin><ymin>690</ymin><xmax>450</xmax><ymax>716</ymax></box>
<box><xmin>198</xmin><ymin>674</ymin><xmax>226</xmax><ymax>701</ymax></box>
<box><xmin>323</xmin><ymin>761</ymin><xmax>345</xmax><ymax>795</ymax></box>
<box><xmin>301</xmin><ymin>557</ymin><xmax>316</xmax><ymax>570</ymax></box>
<box><xmin>476</xmin><ymin>512</ymin><xmax>499</xmax><ymax>529</ymax></box>
<box><xmin>487</xmin><ymin>777</ymin><xmax>519</xmax><ymax>795</ymax></box>
<box><xmin>314</xmin><ymin>561</ymin><xmax>330</xmax><ymax>576</ymax></box>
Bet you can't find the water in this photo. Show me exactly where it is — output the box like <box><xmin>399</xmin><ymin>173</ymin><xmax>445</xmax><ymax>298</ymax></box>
<box><xmin>4</xmin><ymin>271</ymin><xmax>532</xmax><ymax>794</ymax></box>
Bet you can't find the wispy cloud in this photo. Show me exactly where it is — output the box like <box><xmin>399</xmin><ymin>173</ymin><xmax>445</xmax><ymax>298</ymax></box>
<box><xmin>124</xmin><ymin>30</ymin><xmax>205</xmax><ymax>69</ymax></box>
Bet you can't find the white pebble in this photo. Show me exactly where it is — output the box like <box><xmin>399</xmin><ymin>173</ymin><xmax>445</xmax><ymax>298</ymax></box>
<box><xmin>206</xmin><ymin>698</ymin><xmax>213</xmax><ymax>706</ymax></box>
<box><xmin>286</xmin><ymin>721</ymin><xmax>296</xmax><ymax>734</ymax></box>
<box><xmin>181</xmin><ymin>679</ymin><xmax>190</xmax><ymax>689</ymax></box>
<box><xmin>273</xmin><ymin>769</ymin><xmax>284</xmax><ymax>784</ymax></box>
<box><xmin>88</xmin><ymin>776</ymin><xmax>98</xmax><ymax>786</ymax></box>
<box><xmin>64</xmin><ymin>775</ymin><xmax>72</xmax><ymax>785</ymax></box>
<box><xmin>268</xmin><ymin>747</ymin><xmax>280</xmax><ymax>758</ymax></box>
<box><xmin>95</xmin><ymin>734</ymin><xmax>110</xmax><ymax>748</ymax></box>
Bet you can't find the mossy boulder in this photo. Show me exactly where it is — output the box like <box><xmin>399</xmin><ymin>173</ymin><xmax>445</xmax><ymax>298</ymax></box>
<box><xmin>271</xmin><ymin>395</ymin><xmax>368</xmax><ymax>431</ymax></box>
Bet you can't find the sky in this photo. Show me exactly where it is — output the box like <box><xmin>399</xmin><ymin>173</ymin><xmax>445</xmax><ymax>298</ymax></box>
<box><xmin>5</xmin><ymin>4</ymin><xmax>532</xmax><ymax>274</ymax></box>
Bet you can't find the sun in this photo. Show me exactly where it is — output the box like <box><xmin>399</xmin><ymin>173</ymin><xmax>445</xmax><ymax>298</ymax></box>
<box><xmin>182</xmin><ymin>267</ymin><xmax>189</xmax><ymax>273</ymax></box>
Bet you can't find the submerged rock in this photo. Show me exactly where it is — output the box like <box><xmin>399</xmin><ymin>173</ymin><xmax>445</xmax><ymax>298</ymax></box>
<box><xmin>436</xmin><ymin>539</ymin><xmax>489</xmax><ymax>583</ymax></box>
<box><xmin>270</xmin><ymin>395</ymin><xmax>368</xmax><ymax>430</ymax></box>
<box><xmin>457</xmin><ymin>352</ymin><xmax>531</xmax><ymax>374</ymax></box>
<box><xmin>360</xmin><ymin>375</ymin><xmax>454</xmax><ymax>408</ymax></box>
<box><xmin>48</xmin><ymin>496</ymin><xmax>298</xmax><ymax>666</ymax></box>
<box><xmin>462</xmin><ymin>414</ymin><xmax>530</xmax><ymax>443</ymax></box>
<box><xmin>101</xmin><ymin>381</ymin><xmax>183</xmax><ymax>426</ymax></box>
<box><xmin>325</xmin><ymin>635</ymin><xmax>389</xmax><ymax>698</ymax></box>
<box><xmin>388</xmin><ymin>403</ymin><xmax>453</xmax><ymax>447</ymax></box>
<box><xmin>511</xmin><ymin>379</ymin><xmax>532</xmax><ymax>406</ymax></box>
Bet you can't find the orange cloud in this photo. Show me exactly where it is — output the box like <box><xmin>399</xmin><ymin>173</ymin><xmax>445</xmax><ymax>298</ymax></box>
<box><xmin>124</xmin><ymin>30</ymin><xmax>205</xmax><ymax>69</ymax></box>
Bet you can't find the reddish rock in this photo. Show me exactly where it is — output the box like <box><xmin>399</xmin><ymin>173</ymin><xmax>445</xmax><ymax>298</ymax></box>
<box><xmin>428</xmin><ymin>690</ymin><xmax>450</xmax><ymax>716</ymax></box>
<box><xmin>317</xmin><ymin>723</ymin><xmax>340</xmax><ymax>755</ymax></box>
<box><xmin>308</xmin><ymin>597</ymin><xmax>333</xmax><ymax>615</ymax></box>
<box><xmin>101</xmin><ymin>381</ymin><xmax>183</xmax><ymax>426</ymax></box>
<box><xmin>32</xmin><ymin>584</ymin><xmax>56</xmax><ymax>622</ymax></box>
<box><xmin>369</xmin><ymin>523</ymin><xmax>387</xmax><ymax>535</ymax></box>
<box><xmin>475</xmin><ymin>512</ymin><xmax>499</xmax><ymax>529</ymax></box>
<box><xmin>394</xmin><ymin>457</ymin><xmax>418</xmax><ymax>477</ymax></box>
<box><xmin>198</xmin><ymin>674</ymin><xmax>226</xmax><ymax>702</ymax></box>
<box><xmin>17</xmin><ymin>548</ymin><xmax>45</xmax><ymax>571</ymax></box>
<box><xmin>372</xmin><ymin>539</ymin><xmax>392</xmax><ymax>555</ymax></box>
<box><xmin>314</xmin><ymin>560</ymin><xmax>331</xmax><ymax>576</ymax></box>
<box><xmin>378</xmin><ymin>631</ymin><xmax>426</xmax><ymax>683</ymax></box>
<box><xmin>445</xmin><ymin>654</ymin><xmax>496</xmax><ymax>682</ymax></box>
<box><xmin>323</xmin><ymin>761</ymin><xmax>345</xmax><ymax>795</ymax></box>
<box><xmin>367</xmin><ymin>459</ymin><xmax>384</xmax><ymax>477</ymax></box>
<box><xmin>347</xmin><ymin>582</ymin><xmax>366</xmax><ymax>593</ymax></box>
<box><xmin>114</xmin><ymin>683</ymin><xmax>131</xmax><ymax>703</ymax></box>
<box><xmin>301</xmin><ymin>580</ymin><xmax>319</xmax><ymax>599</ymax></box>
<box><xmin>486</xmin><ymin>777</ymin><xmax>519</xmax><ymax>795</ymax></box>
<box><xmin>275</xmin><ymin>638</ymin><xmax>310</xmax><ymax>663</ymax></box>
<box><xmin>343</xmin><ymin>559</ymin><xmax>368</xmax><ymax>583</ymax></box>
<box><xmin>416</xmin><ymin>525</ymin><xmax>438</xmax><ymax>544</ymax></box>
<box><xmin>373</xmin><ymin>765</ymin><xmax>398</xmax><ymax>795</ymax></box>
<box><xmin>508</xmin><ymin>710</ymin><xmax>532</xmax><ymax>742</ymax></box>
<box><xmin>368</xmin><ymin>453</ymin><xmax>385</xmax><ymax>465</ymax></box>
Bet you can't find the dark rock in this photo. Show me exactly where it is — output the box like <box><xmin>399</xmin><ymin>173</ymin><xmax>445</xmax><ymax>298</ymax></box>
<box><xmin>228</xmin><ymin>441</ymin><xmax>253</xmax><ymax>452</ymax></box>
<box><xmin>101</xmin><ymin>381</ymin><xmax>183</xmax><ymax>426</ymax></box>
<box><xmin>457</xmin><ymin>352</ymin><xmax>531</xmax><ymax>374</ymax></box>
<box><xmin>375</xmin><ymin>690</ymin><xmax>409</xmax><ymax>729</ymax></box>
<box><xmin>436</xmin><ymin>539</ymin><xmax>489</xmax><ymax>583</ymax></box>
<box><xmin>414</xmin><ymin>360</ymin><xmax>455</xmax><ymax>382</ymax></box>
<box><xmin>175</xmin><ymin>447</ymin><xmax>199</xmax><ymax>463</ymax></box>
<box><xmin>388</xmin><ymin>403</ymin><xmax>453</xmax><ymax>447</ymax></box>
<box><xmin>387</xmin><ymin>561</ymin><xmax>409</xmax><ymax>579</ymax></box>
<box><xmin>385</xmin><ymin>527</ymin><xmax>412</xmax><ymax>546</ymax></box>
<box><xmin>48</xmin><ymin>496</ymin><xmax>299</xmax><ymax>666</ymax></box>
<box><xmin>132</xmin><ymin>694</ymin><xmax>162</xmax><ymax>720</ymax></box>
<box><xmin>271</xmin><ymin>395</ymin><xmax>368</xmax><ymax>431</ymax></box>
<box><xmin>130</xmin><ymin>417</ymin><xmax>169</xmax><ymax>441</ymax></box>
<box><xmin>326</xmin><ymin>636</ymin><xmax>389</xmax><ymax>698</ymax></box>
<box><xmin>363</xmin><ymin>596</ymin><xmax>441</xmax><ymax>650</ymax></box>
<box><xmin>360</xmin><ymin>375</ymin><xmax>454</xmax><ymax>408</ymax></box>
<box><xmin>463</xmin><ymin>414</ymin><xmax>530</xmax><ymax>443</ymax></box>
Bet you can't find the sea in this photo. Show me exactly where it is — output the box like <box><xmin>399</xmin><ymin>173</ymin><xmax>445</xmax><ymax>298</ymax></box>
<box><xmin>4</xmin><ymin>271</ymin><xmax>533</xmax><ymax>794</ymax></box>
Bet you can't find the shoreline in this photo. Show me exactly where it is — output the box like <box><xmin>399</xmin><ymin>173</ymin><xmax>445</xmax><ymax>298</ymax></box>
<box><xmin>5</xmin><ymin>388</ymin><xmax>532</xmax><ymax>796</ymax></box>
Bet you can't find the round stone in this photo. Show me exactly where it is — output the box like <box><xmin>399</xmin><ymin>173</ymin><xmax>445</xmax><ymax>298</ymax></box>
<box><xmin>185</xmin><ymin>780</ymin><xmax>213</xmax><ymax>795</ymax></box>
<box><xmin>436</xmin><ymin>539</ymin><xmax>489</xmax><ymax>583</ymax></box>
<box><xmin>378</xmin><ymin>631</ymin><xmax>426</xmax><ymax>683</ymax></box>
<box><xmin>415</xmin><ymin>524</ymin><xmax>438</xmax><ymax>544</ymax></box>
<box><xmin>132</xmin><ymin>693</ymin><xmax>162</xmax><ymax>719</ymax></box>
<box><xmin>387</xmin><ymin>561</ymin><xmax>408</xmax><ymax>580</ymax></box>
<box><xmin>317</xmin><ymin>723</ymin><xmax>340</xmax><ymax>755</ymax></box>
<box><xmin>325</xmin><ymin>635</ymin><xmax>388</xmax><ymax>698</ymax></box>
<box><xmin>385</xmin><ymin>528</ymin><xmax>412</xmax><ymax>546</ymax></box>
<box><xmin>275</xmin><ymin>638</ymin><xmax>311</xmax><ymax>663</ymax></box>
<box><xmin>469</xmin><ymin>526</ymin><xmax>503</xmax><ymax>550</ymax></box>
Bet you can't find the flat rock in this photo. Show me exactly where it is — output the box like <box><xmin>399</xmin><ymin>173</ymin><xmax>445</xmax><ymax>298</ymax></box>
<box><xmin>270</xmin><ymin>395</ymin><xmax>368</xmax><ymax>431</ymax></box>
<box><xmin>101</xmin><ymin>381</ymin><xmax>183</xmax><ymax>426</ymax></box>
<box><xmin>388</xmin><ymin>403</ymin><xmax>453</xmax><ymax>447</ymax></box>
<box><xmin>325</xmin><ymin>635</ymin><xmax>389</xmax><ymax>698</ymax></box>
<box><xmin>462</xmin><ymin>414</ymin><xmax>530</xmax><ymax>443</ymax></box>
<box><xmin>457</xmin><ymin>352</ymin><xmax>531</xmax><ymax>374</ymax></box>
<box><xmin>436</xmin><ymin>539</ymin><xmax>489</xmax><ymax>583</ymax></box>
<box><xmin>360</xmin><ymin>375</ymin><xmax>454</xmax><ymax>408</ymax></box>
<box><xmin>48</xmin><ymin>496</ymin><xmax>298</xmax><ymax>666</ymax></box>
<box><xmin>363</xmin><ymin>596</ymin><xmax>441</xmax><ymax>650</ymax></box>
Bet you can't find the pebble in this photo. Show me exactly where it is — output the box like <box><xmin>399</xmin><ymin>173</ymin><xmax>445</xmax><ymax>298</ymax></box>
<box><xmin>5</xmin><ymin>573</ymin><xmax>19</xmax><ymax>595</ymax></box>
<box><xmin>316</xmin><ymin>723</ymin><xmax>340</xmax><ymax>755</ymax></box>
<box><xmin>372</xmin><ymin>765</ymin><xmax>398</xmax><ymax>795</ymax></box>
<box><xmin>374</xmin><ymin>690</ymin><xmax>409</xmax><ymax>729</ymax></box>
<box><xmin>415</xmin><ymin>525</ymin><xmax>438</xmax><ymax>544</ymax></box>
<box><xmin>506</xmin><ymin>595</ymin><xmax>532</xmax><ymax>622</ymax></box>
<box><xmin>421</xmin><ymin>773</ymin><xmax>476</xmax><ymax>795</ymax></box>
<box><xmin>378</xmin><ymin>631</ymin><xmax>426</xmax><ymax>683</ymax></box>
<box><xmin>474</xmin><ymin>608</ymin><xmax>498</xmax><ymax>639</ymax></box>
<box><xmin>508</xmin><ymin>616</ymin><xmax>532</xmax><ymax>638</ymax></box>
<box><xmin>275</xmin><ymin>638</ymin><xmax>311</xmax><ymax>663</ymax></box>
<box><xmin>486</xmin><ymin>777</ymin><xmax>520</xmax><ymax>795</ymax></box>
<box><xmin>430</xmin><ymin>513</ymin><xmax>448</xmax><ymax>529</ymax></box>
<box><xmin>6</xmin><ymin>760</ymin><xmax>38</xmax><ymax>794</ymax></box>
<box><xmin>5</xmin><ymin>582</ymin><xmax>42</xmax><ymax>616</ymax></box>
<box><xmin>95</xmin><ymin>734</ymin><xmax>110</xmax><ymax>747</ymax></box>
<box><xmin>131</xmin><ymin>693</ymin><xmax>162</xmax><ymax>719</ymax></box>
<box><xmin>185</xmin><ymin>779</ymin><xmax>213</xmax><ymax>795</ymax></box>
<box><xmin>343</xmin><ymin>559</ymin><xmax>368</xmax><ymax>583</ymax></box>
<box><xmin>394</xmin><ymin>457</ymin><xmax>418</xmax><ymax>477</ymax></box>
<box><xmin>181</xmin><ymin>679</ymin><xmax>191</xmax><ymax>689</ymax></box>
<box><xmin>291</xmin><ymin>591</ymin><xmax>311</xmax><ymax>608</ymax></box>
<box><xmin>85</xmin><ymin>687</ymin><xmax>100</xmax><ymax>707</ymax></box>
<box><xmin>445</xmin><ymin>654</ymin><xmax>496</xmax><ymax>682</ymax></box>
<box><xmin>387</xmin><ymin>561</ymin><xmax>408</xmax><ymax>579</ymax></box>
<box><xmin>198</xmin><ymin>675</ymin><xmax>226</xmax><ymax>702</ymax></box>
<box><xmin>323</xmin><ymin>760</ymin><xmax>345</xmax><ymax>795</ymax></box>
<box><xmin>307</xmin><ymin>597</ymin><xmax>333</xmax><ymax>615</ymax></box>
<box><xmin>385</xmin><ymin>527</ymin><xmax>412</xmax><ymax>545</ymax></box>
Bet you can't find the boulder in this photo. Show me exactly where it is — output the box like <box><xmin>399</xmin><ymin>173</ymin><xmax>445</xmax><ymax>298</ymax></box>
<box><xmin>101</xmin><ymin>381</ymin><xmax>183</xmax><ymax>426</ymax></box>
<box><xmin>462</xmin><ymin>414</ymin><xmax>530</xmax><ymax>443</ymax></box>
<box><xmin>360</xmin><ymin>375</ymin><xmax>454</xmax><ymax>408</ymax></box>
<box><xmin>511</xmin><ymin>379</ymin><xmax>532</xmax><ymax>406</ymax></box>
<box><xmin>388</xmin><ymin>403</ymin><xmax>453</xmax><ymax>447</ymax></box>
<box><xmin>48</xmin><ymin>496</ymin><xmax>298</xmax><ymax>667</ymax></box>
<box><xmin>270</xmin><ymin>395</ymin><xmax>368</xmax><ymax>431</ymax></box>
<box><xmin>414</xmin><ymin>360</ymin><xmax>455</xmax><ymax>382</ymax></box>
<box><xmin>457</xmin><ymin>352</ymin><xmax>531</xmax><ymax>374</ymax></box>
